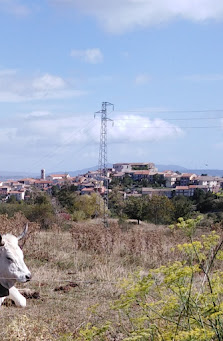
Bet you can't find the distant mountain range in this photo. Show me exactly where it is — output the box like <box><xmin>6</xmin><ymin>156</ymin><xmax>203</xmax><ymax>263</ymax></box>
<box><xmin>53</xmin><ymin>165</ymin><xmax>223</xmax><ymax>177</ymax></box>
<box><xmin>0</xmin><ymin>171</ymin><xmax>38</xmax><ymax>181</ymax></box>
<box><xmin>0</xmin><ymin>164</ymin><xmax>223</xmax><ymax>180</ymax></box>
<box><xmin>156</xmin><ymin>165</ymin><xmax>223</xmax><ymax>177</ymax></box>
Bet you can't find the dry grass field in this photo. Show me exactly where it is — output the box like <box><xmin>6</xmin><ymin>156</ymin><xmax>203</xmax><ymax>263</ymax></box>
<box><xmin>0</xmin><ymin>214</ymin><xmax>214</xmax><ymax>340</ymax></box>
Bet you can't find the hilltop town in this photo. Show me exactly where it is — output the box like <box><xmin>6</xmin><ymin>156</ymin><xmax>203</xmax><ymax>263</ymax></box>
<box><xmin>0</xmin><ymin>162</ymin><xmax>222</xmax><ymax>202</ymax></box>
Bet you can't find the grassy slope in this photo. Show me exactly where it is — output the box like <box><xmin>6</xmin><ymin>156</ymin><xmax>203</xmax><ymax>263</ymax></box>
<box><xmin>0</xmin><ymin>217</ymin><xmax>212</xmax><ymax>340</ymax></box>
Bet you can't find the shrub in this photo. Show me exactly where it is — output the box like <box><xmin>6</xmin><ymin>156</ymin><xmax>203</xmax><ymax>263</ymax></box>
<box><xmin>77</xmin><ymin>217</ymin><xmax>223</xmax><ymax>340</ymax></box>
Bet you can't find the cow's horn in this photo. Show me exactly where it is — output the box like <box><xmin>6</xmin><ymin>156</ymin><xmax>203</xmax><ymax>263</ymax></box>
<box><xmin>17</xmin><ymin>223</ymin><xmax>28</xmax><ymax>241</ymax></box>
<box><xmin>0</xmin><ymin>235</ymin><xmax>4</xmax><ymax>247</ymax></box>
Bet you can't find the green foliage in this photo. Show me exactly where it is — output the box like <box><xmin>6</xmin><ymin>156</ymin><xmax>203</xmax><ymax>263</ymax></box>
<box><xmin>77</xmin><ymin>217</ymin><xmax>223</xmax><ymax>340</ymax></box>
<box><xmin>192</xmin><ymin>189</ymin><xmax>207</xmax><ymax>205</ymax></box>
<box><xmin>152</xmin><ymin>174</ymin><xmax>166</xmax><ymax>187</ymax></box>
<box><xmin>0</xmin><ymin>192</ymin><xmax>55</xmax><ymax>229</ymax></box>
<box><xmin>109</xmin><ymin>186</ymin><xmax>125</xmax><ymax>217</ymax></box>
<box><xmin>144</xmin><ymin>195</ymin><xmax>174</xmax><ymax>225</ymax></box>
<box><xmin>194</xmin><ymin>191</ymin><xmax>222</xmax><ymax>214</ymax></box>
<box><xmin>122</xmin><ymin>175</ymin><xmax>133</xmax><ymax>187</ymax></box>
<box><xmin>141</xmin><ymin>179</ymin><xmax>151</xmax><ymax>187</ymax></box>
<box><xmin>72</xmin><ymin>210</ymin><xmax>86</xmax><ymax>222</ymax></box>
<box><xmin>77</xmin><ymin>323</ymin><xmax>110</xmax><ymax>341</ymax></box>
<box><xmin>25</xmin><ymin>202</ymin><xmax>55</xmax><ymax>229</ymax></box>
<box><xmin>123</xmin><ymin>195</ymin><xmax>175</xmax><ymax>225</ymax></box>
<box><xmin>169</xmin><ymin>215</ymin><xmax>203</xmax><ymax>237</ymax></box>
<box><xmin>172</xmin><ymin>195</ymin><xmax>193</xmax><ymax>220</ymax></box>
<box><xmin>124</xmin><ymin>196</ymin><xmax>144</xmax><ymax>224</ymax></box>
<box><xmin>73</xmin><ymin>193</ymin><xmax>105</xmax><ymax>219</ymax></box>
<box><xmin>132</xmin><ymin>165</ymin><xmax>148</xmax><ymax>170</ymax></box>
<box><xmin>7</xmin><ymin>195</ymin><xmax>18</xmax><ymax>204</ymax></box>
<box><xmin>0</xmin><ymin>201</ymin><xmax>25</xmax><ymax>217</ymax></box>
<box><xmin>56</xmin><ymin>185</ymin><xmax>78</xmax><ymax>213</ymax></box>
<box><xmin>52</xmin><ymin>185</ymin><xmax>105</xmax><ymax>220</ymax></box>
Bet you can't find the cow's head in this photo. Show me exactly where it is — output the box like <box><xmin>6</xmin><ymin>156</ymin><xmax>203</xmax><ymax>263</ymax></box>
<box><xmin>0</xmin><ymin>224</ymin><xmax>31</xmax><ymax>292</ymax></box>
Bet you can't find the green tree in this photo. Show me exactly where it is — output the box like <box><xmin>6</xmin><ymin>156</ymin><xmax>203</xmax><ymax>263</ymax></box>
<box><xmin>109</xmin><ymin>177</ymin><xmax>121</xmax><ymax>188</ymax></box>
<box><xmin>141</xmin><ymin>178</ymin><xmax>151</xmax><ymax>187</ymax></box>
<box><xmin>144</xmin><ymin>195</ymin><xmax>174</xmax><ymax>224</ymax></box>
<box><xmin>197</xmin><ymin>192</ymin><xmax>217</xmax><ymax>213</ymax></box>
<box><xmin>0</xmin><ymin>202</ymin><xmax>24</xmax><ymax>217</ymax></box>
<box><xmin>192</xmin><ymin>188</ymin><xmax>206</xmax><ymax>205</ymax></box>
<box><xmin>172</xmin><ymin>195</ymin><xmax>193</xmax><ymax>220</ymax></box>
<box><xmin>74</xmin><ymin>193</ymin><xmax>104</xmax><ymax>219</ymax></box>
<box><xmin>108</xmin><ymin>186</ymin><xmax>125</xmax><ymax>217</ymax></box>
<box><xmin>34</xmin><ymin>193</ymin><xmax>50</xmax><ymax>205</ymax></box>
<box><xmin>25</xmin><ymin>203</ymin><xmax>55</xmax><ymax>229</ymax></box>
<box><xmin>124</xmin><ymin>196</ymin><xmax>144</xmax><ymax>224</ymax></box>
<box><xmin>122</xmin><ymin>175</ymin><xmax>133</xmax><ymax>187</ymax></box>
<box><xmin>152</xmin><ymin>174</ymin><xmax>166</xmax><ymax>187</ymax></box>
<box><xmin>56</xmin><ymin>186</ymin><xmax>78</xmax><ymax>213</ymax></box>
<box><xmin>7</xmin><ymin>195</ymin><xmax>17</xmax><ymax>204</ymax></box>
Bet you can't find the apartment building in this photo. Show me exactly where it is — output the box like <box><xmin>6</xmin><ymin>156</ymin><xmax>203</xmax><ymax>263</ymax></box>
<box><xmin>113</xmin><ymin>162</ymin><xmax>157</xmax><ymax>173</ymax></box>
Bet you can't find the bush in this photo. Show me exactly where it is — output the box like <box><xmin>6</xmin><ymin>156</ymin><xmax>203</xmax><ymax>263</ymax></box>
<box><xmin>72</xmin><ymin>210</ymin><xmax>86</xmax><ymax>222</ymax></box>
<box><xmin>77</xmin><ymin>217</ymin><xmax>223</xmax><ymax>340</ymax></box>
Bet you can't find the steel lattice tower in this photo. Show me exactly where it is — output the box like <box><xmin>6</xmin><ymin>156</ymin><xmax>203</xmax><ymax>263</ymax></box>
<box><xmin>95</xmin><ymin>102</ymin><xmax>114</xmax><ymax>228</ymax></box>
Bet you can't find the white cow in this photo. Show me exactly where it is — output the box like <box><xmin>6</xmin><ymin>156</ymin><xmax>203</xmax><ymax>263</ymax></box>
<box><xmin>0</xmin><ymin>224</ymin><xmax>31</xmax><ymax>307</ymax></box>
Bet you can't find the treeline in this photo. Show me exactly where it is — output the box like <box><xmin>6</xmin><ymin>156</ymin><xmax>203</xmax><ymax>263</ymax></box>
<box><xmin>0</xmin><ymin>186</ymin><xmax>105</xmax><ymax>228</ymax></box>
<box><xmin>1</xmin><ymin>185</ymin><xmax>223</xmax><ymax>227</ymax></box>
<box><xmin>0</xmin><ymin>192</ymin><xmax>55</xmax><ymax>229</ymax></box>
<box><xmin>109</xmin><ymin>187</ymin><xmax>223</xmax><ymax>225</ymax></box>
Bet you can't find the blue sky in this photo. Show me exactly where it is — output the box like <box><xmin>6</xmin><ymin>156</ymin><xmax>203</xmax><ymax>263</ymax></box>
<box><xmin>0</xmin><ymin>0</ymin><xmax>223</xmax><ymax>173</ymax></box>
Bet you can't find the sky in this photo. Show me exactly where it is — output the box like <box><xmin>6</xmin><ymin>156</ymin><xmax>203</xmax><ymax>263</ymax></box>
<box><xmin>1</xmin><ymin>0</ymin><xmax>223</xmax><ymax>173</ymax></box>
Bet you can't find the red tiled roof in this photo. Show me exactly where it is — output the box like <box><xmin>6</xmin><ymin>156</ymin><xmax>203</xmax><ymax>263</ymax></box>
<box><xmin>50</xmin><ymin>174</ymin><xmax>69</xmax><ymax>178</ymax></box>
<box><xmin>175</xmin><ymin>186</ymin><xmax>189</xmax><ymax>190</ymax></box>
<box><xmin>19</xmin><ymin>178</ymin><xmax>36</xmax><ymax>182</ymax></box>
<box><xmin>10</xmin><ymin>190</ymin><xmax>24</xmax><ymax>194</ymax></box>
<box><xmin>34</xmin><ymin>180</ymin><xmax>53</xmax><ymax>184</ymax></box>
<box><xmin>133</xmin><ymin>170</ymin><xmax>151</xmax><ymax>175</ymax></box>
<box><xmin>81</xmin><ymin>188</ymin><xmax>94</xmax><ymax>192</ymax></box>
<box><xmin>180</xmin><ymin>173</ymin><xmax>196</xmax><ymax>177</ymax></box>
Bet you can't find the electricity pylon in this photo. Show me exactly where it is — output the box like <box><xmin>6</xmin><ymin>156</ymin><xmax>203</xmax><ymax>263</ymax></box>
<box><xmin>95</xmin><ymin>102</ymin><xmax>114</xmax><ymax>228</ymax></box>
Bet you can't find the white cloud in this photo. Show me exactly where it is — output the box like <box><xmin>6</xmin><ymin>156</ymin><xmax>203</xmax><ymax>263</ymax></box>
<box><xmin>50</xmin><ymin>0</ymin><xmax>223</xmax><ymax>33</ymax></box>
<box><xmin>110</xmin><ymin>115</ymin><xmax>183</xmax><ymax>142</ymax></box>
<box><xmin>4</xmin><ymin>113</ymin><xmax>183</xmax><ymax>149</ymax></box>
<box><xmin>70</xmin><ymin>48</ymin><xmax>103</xmax><ymax>63</ymax></box>
<box><xmin>0</xmin><ymin>70</ymin><xmax>85</xmax><ymax>102</ymax></box>
<box><xmin>0</xmin><ymin>113</ymin><xmax>184</xmax><ymax>171</ymax></box>
<box><xmin>0</xmin><ymin>69</ymin><xmax>17</xmax><ymax>76</ymax></box>
<box><xmin>135</xmin><ymin>74</ymin><xmax>151</xmax><ymax>85</ymax></box>
<box><xmin>24</xmin><ymin>111</ymin><xmax>53</xmax><ymax>119</ymax></box>
<box><xmin>32</xmin><ymin>74</ymin><xmax>66</xmax><ymax>91</ymax></box>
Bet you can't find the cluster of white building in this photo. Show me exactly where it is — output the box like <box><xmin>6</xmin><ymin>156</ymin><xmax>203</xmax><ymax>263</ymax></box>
<box><xmin>0</xmin><ymin>163</ymin><xmax>222</xmax><ymax>201</ymax></box>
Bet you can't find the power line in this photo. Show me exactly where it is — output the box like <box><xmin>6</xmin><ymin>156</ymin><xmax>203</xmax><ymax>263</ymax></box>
<box><xmin>50</xmin><ymin>132</ymin><xmax>98</xmax><ymax>171</ymax></box>
<box><xmin>114</xmin><ymin>109</ymin><xmax>223</xmax><ymax>114</ymax></box>
<box><xmin>113</xmin><ymin>117</ymin><xmax>223</xmax><ymax>121</ymax></box>
<box><xmin>27</xmin><ymin>118</ymin><xmax>96</xmax><ymax>173</ymax></box>
<box><xmin>113</xmin><ymin>125</ymin><xmax>222</xmax><ymax>129</ymax></box>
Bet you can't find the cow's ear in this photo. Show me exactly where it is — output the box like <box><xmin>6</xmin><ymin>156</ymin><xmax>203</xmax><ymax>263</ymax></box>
<box><xmin>17</xmin><ymin>223</ymin><xmax>28</xmax><ymax>241</ymax></box>
<box><xmin>0</xmin><ymin>235</ymin><xmax>4</xmax><ymax>247</ymax></box>
<box><xmin>0</xmin><ymin>284</ymin><xmax>9</xmax><ymax>297</ymax></box>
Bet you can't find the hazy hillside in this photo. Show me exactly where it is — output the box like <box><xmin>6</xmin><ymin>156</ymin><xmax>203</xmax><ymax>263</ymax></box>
<box><xmin>157</xmin><ymin>165</ymin><xmax>223</xmax><ymax>176</ymax></box>
<box><xmin>0</xmin><ymin>164</ymin><xmax>223</xmax><ymax>180</ymax></box>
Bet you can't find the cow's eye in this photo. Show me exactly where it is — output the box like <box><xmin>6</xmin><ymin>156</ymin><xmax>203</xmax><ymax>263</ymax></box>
<box><xmin>6</xmin><ymin>257</ymin><xmax>13</xmax><ymax>262</ymax></box>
